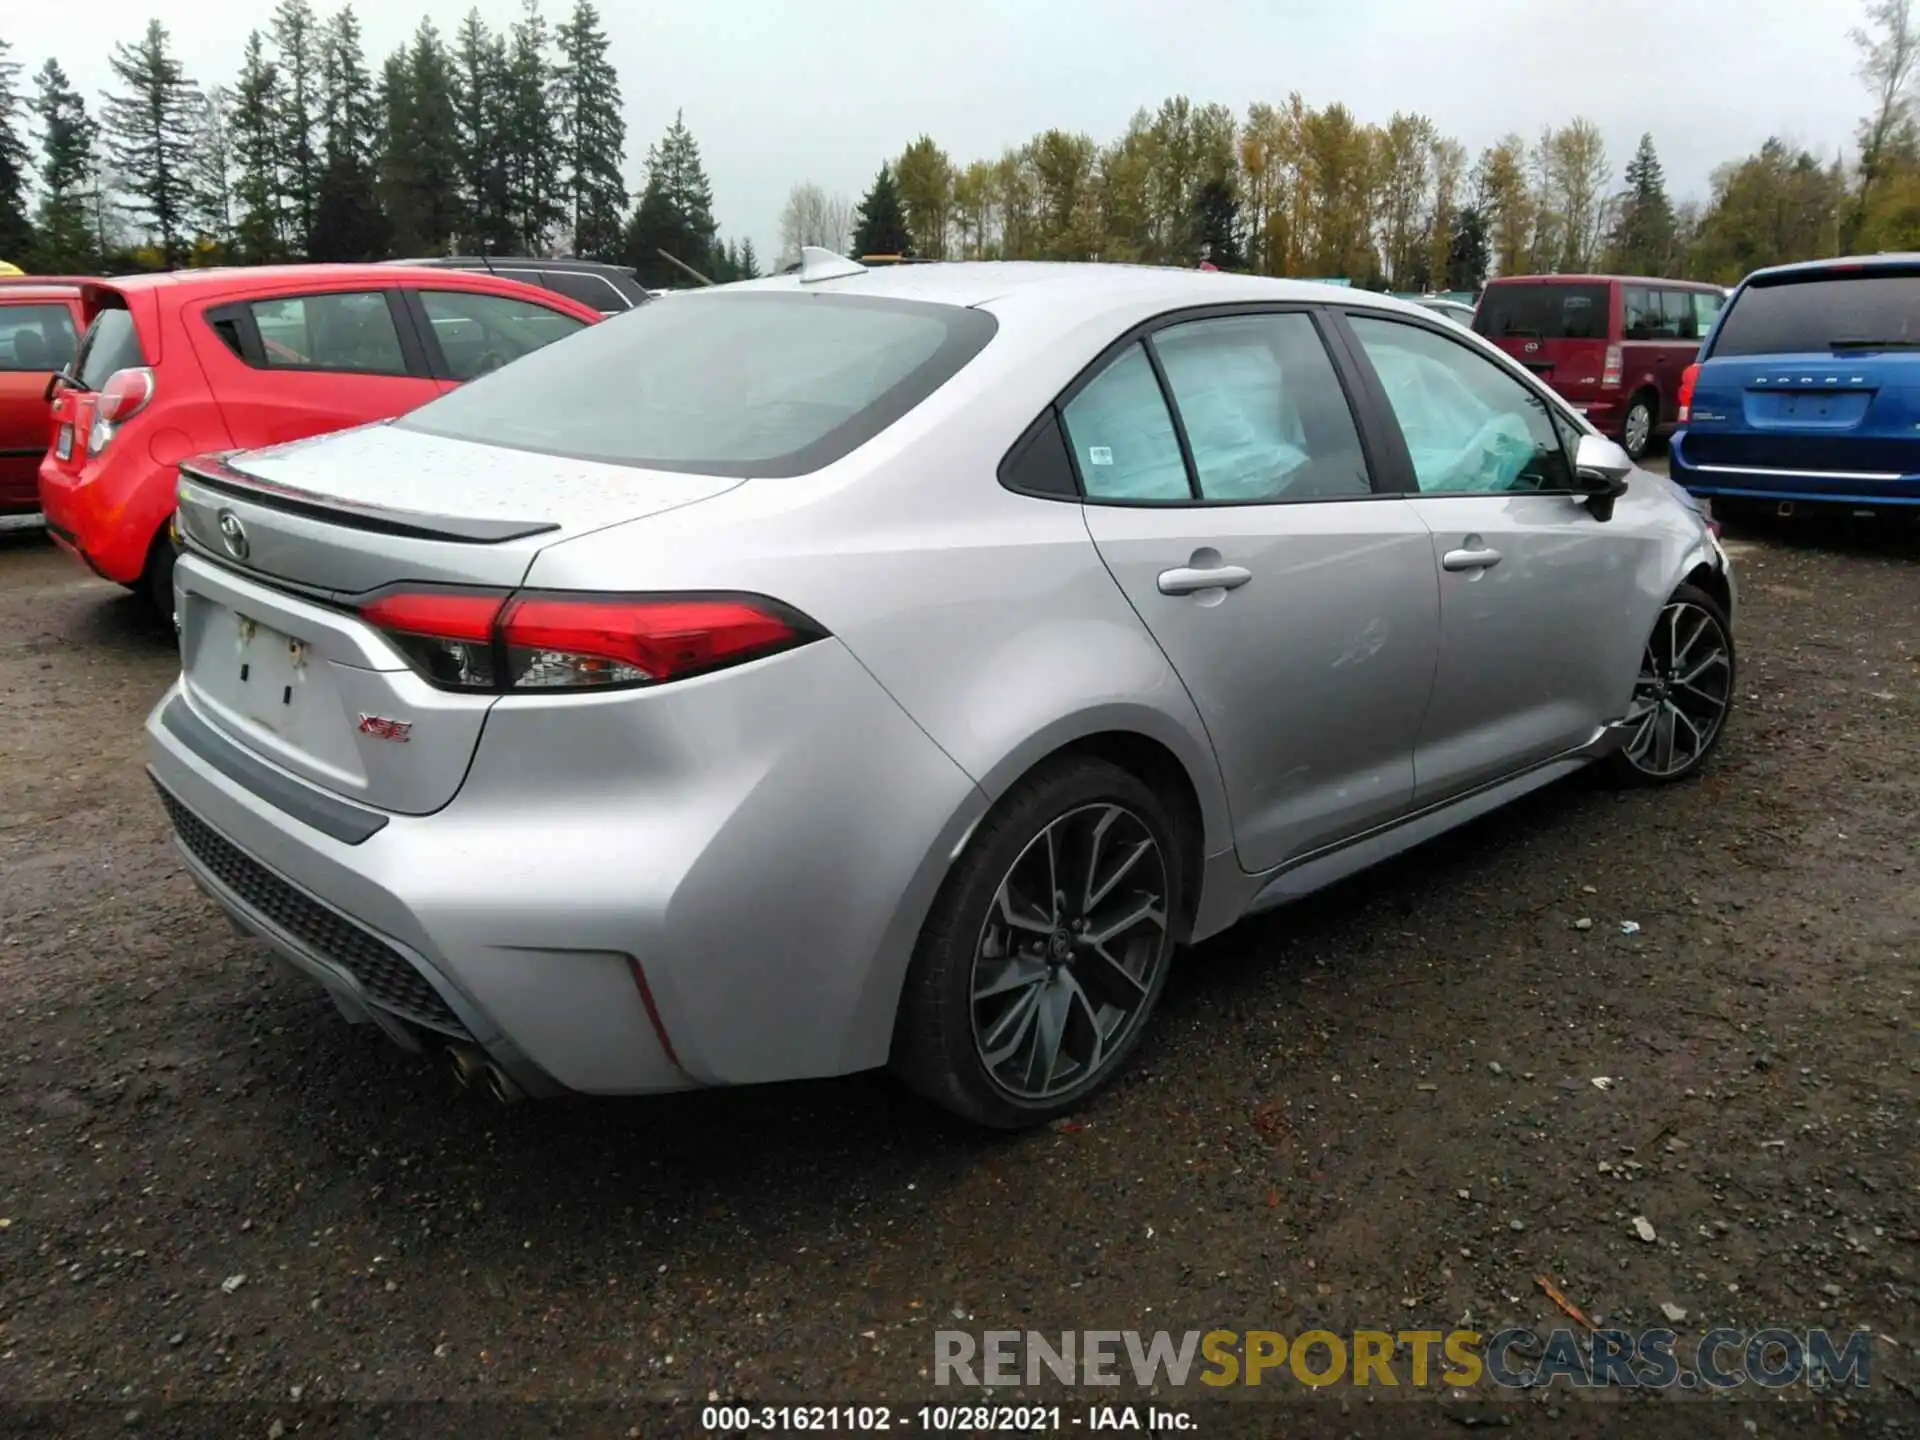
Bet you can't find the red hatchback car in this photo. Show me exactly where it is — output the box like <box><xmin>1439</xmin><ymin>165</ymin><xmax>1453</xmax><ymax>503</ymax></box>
<box><xmin>1473</xmin><ymin>274</ymin><xmax>1727</xmax><ymax>460</ymax></box>
<box><xmin>39</xmin><ymin>265</ymin><xmax>601</xmax><ymax>610</ymax></box>
<box><xmin>0</xmin><ymin>278</ymin><xmax>87</xmax><ymax>520</ymax></box>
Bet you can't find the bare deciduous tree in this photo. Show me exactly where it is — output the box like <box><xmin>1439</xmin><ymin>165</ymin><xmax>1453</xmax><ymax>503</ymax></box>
<box><xmin>778</xmin><ymin>179</ymin><xmax>851</xmax><ymax>262</ymax></box>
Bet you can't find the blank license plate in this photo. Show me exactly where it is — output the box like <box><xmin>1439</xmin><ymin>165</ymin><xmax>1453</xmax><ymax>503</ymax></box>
<box><xmin>226</xmin><ymin>612</ymin><xmax>312</xmax><ymax>733</ymax></box>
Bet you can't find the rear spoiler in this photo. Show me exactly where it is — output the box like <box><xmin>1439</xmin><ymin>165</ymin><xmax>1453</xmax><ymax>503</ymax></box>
<box><xmin>177</xmin><ymin>451</ymin><xmax>560</xmax><ymax>544</ymax></box>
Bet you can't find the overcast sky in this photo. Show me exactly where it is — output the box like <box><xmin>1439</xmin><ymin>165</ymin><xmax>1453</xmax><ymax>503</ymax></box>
<box><xmin>8</xmin><ymin>0</ymin><xmax>1871</xmax><ymax>260</ymax></box>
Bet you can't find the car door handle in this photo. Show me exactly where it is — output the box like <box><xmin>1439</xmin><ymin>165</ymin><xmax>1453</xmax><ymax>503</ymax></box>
<box><xmin>1157</xmin><ymin>564</ymin><xmax>1253</xmax><ymax>595</ymax></box>
<box><xmin>1441</xmin><ymin>547</ymin><xmax>1502</xmax><ymax>572</ymax></box>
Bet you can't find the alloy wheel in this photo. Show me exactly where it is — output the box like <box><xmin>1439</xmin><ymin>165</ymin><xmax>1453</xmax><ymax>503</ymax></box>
<box><xmin>1622</xmin><ymin>598</ymin><xmax>1732</xmax><ymax>778</ymax></box>
<box><xmin>1624</xmin><ymin>402</ymin><xmax>1652</xmax><ymax>457</ymax></box>
<box><xmin>969</xmin><ymin>803</ymin><xmax>1170</xmax><ymax>1102</ymax></box>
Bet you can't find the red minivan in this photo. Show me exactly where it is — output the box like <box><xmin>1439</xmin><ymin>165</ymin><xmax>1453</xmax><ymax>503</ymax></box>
<box><xmin>1473</xmin><ymin>275</ymin><xmax>1727</xmax><ymax>460</ymax></box>
<box><xmin>0</xmin><ymin>279</ymin><xmax>88</xmax><ymax>520</ymax></box>
<box><xmin>39</xmin><ymin>265</ymin><xmax>600</xmax><ymax>612</ymax></box>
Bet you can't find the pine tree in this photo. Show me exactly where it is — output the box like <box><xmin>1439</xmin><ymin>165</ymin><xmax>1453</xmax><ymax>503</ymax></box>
<box><xmin>623</xmin><ymin>111</ymin><xmax>717</xmax><ymax>286</ymax></box>
<box><xmin>312</xmin><ymin>6</ymin><xmax>388</xmax><ymax>260</ymax></box>
<box><xmin>852</xmin><ymin>162</ymin><xmax>912</xmax><ymax>256</ymax></box>
<box><xmin>736</xmin><ymin>236</ymin><xmax>760</xmax><ymax>279</ymax></box>
<box><xmin>30</xmin><ymin>59</ymin><xmax>96</xmax><ymax>271</ymax></box>
<box><xmin>554</xmin><ymin>0</ymin><xmax>625</xmax><ymax>260</ymax></box>
<box><xmin>1607</xmin><ymin>133</ymin><xmax>1677</xmax><ymax>276</ymax></box>
<box><xmin>1446</xmin><ymin>205</ymin><xmax>1490</xmax><ymax>292</ymax></box>
<box><xmin>230</xmin><ymin>32</ymin><xmax>285</xmax><ymax>262</ymax></box>
<box><xmin>0</xmin><ymin>39</ymin><xmax>37</xmax><ymax>265</ymax></box>
<box><xmin>1191</xmin><ymin>175</ymin><xmax>1242</xmax><ymax>268</ymax></box>
<box><xmin>188</xmin><ymin>88</ymin><xmax>235</xmax><ymax>258</ymax></box>
<box><xmin>376</xmin><ymin>22</ymin><xmax>461</xmax><ymax>255</ymax></box>
<box><xmin>270</xmin><ymin>0</ymin><xmax>324</xmax><ymax>255</ymax></box>
<box><xmin>101</xmin><ymin>20</ymin><xmax>201</xmax><ymax>266</ymax></box>
<box><xmin>451</xmin><ymin>11</ymin><xmax>512</xmax><ymax>253</ymax></box>
<box><xmin>504</xmin><ymin>0</ymin><xmax>563</xmax><ymax>254</ymax></box>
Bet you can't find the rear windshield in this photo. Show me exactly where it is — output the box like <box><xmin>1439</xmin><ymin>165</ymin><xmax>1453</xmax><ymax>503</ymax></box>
<box><xmin>396</xmin><ymin>291</ymin><xmax>998</xmax><ymax>477</ymax></box>
<box><xmin>1473</xmin><ymin>284</ymin><xmax>1611</xmax><ymax>341</ymax></box>
<box><xmin>75</xmin><ymin>306</ymin><xmax>148</xmax><ymax>390</ymax></box>
<box><xmin>1709</xmin><ymin>272</ymin><xmax>1920</xmax><ymax>357</ymax></box>
<box><xmin>0</xmin><ymin>303</ymin><xmax>79</xmax><ymax>372</ymax></box>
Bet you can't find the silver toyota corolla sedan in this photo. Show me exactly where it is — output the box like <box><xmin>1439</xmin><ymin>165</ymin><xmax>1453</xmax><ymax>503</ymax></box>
<box><xmin>145</xmin><ymin>253</ymin><xmax>1736</xmax><ymax>1127</ymax></box>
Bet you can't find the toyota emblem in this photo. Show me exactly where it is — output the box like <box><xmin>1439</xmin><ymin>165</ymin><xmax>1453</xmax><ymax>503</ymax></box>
<box><xmin>1523</xmin><ymin>340</ymin><xmax>1540</xmax><ymax>353</ymax></box>
<box><xmin>217</xmin><ymin>510</ymin><xmax>249</xmax><ymax>561</ymax></box>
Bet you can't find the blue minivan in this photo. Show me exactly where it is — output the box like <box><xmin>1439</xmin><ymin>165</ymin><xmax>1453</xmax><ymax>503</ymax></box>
<box><xmin>1671</xmin><ymin>254</ymin><xmax>1920</xmax><ymax>518</ymax></box>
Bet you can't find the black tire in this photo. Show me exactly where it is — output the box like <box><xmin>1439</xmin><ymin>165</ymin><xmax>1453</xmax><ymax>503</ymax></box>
<box><xmin>1621</xmin><ymin>391</ymin><xmax>1658</xmax><ymax>461</ymax></box>
<box><xmin>142</xmin><ymin>528</ymin><xmax>177</xmax><ymax>629</ymax></box>
<box><xmin>1604</xmin><ymin>582</ymin><xmax>1735</xmax><ymax>788</ymax></box>
<box><xmin>892</xmin><ymin>757</ymin><xmax>1182</xmax><ymax>1128</ymax></box>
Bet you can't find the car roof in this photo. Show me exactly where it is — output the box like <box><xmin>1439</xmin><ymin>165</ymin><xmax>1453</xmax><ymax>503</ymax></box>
<box><xmin>390</xmin><ymin>256</ymin><xmax>638</xmax><ymax>275</ymax></box>
<box><xmin>0</xmin><ymin>283</ymin><xmax>83</xmax><ymax>300</ymax></box>
<box><xmin>1741</xmin><ymin>251</ymin><xmax>1920</xmax><ymax>284</ymax></box>
<box><xmin>723</xmin><ymin>260</ymin><xmax>1448</xmax><ymax>324</ymax></box>
<box><xmin>93</xmin><ymin>264</ymin><xmax>570</xmax><ymax>295</ymax></box>
<box><xmin>1482</xmin><ymin>273</ymin><xmax>1721</xmax><ymax>290</ymax></box>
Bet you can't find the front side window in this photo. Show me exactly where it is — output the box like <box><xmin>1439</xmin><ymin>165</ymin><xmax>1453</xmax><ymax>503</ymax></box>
<box><xmin>1059</xmin><ymin>342</ymin><xmax>1189</xmax><ymax>501</ymax></box>
<box><xmin>1151</xmin><ymin>313</ymin><xmax>1371</xmax><ymax>501</ymax></box>
<box><xmin>417</xmin><ymin>289</ymin><xmax>589</xmax><ymax>381</ymax></box>
<box><xmin>1348</xmin><ymin>314</ymin><xmax>1573</xmax><ymax>495</ymax></box>
<box><xmin>0</xmin><ymin>303</ymin><xmax>79</xmax><ymax>372</ymax></box>
<box><xmin>248</xmin><ymin>292</ymin><xmax>407</xmax><ymax>375</ymax></box>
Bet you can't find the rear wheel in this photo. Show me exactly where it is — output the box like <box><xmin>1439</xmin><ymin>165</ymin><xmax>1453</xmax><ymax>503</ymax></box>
<box><xmin>141</xmin><ymin>527</ymin><xmax>177</xmax><ymax>629</ymax></box>
<box><xmin>1621</xmin><ymin>392</ymin><xmax>1657</xmax><ymax>460</ymax></box>
<box><xmin>1605</xmin><ymin>583</ymin><xmax>1735</xmax><ymax>786</ymax></box>
<box><xmin>892</xmin><ymin>758</ymin><xmax>1180</xmax><ymax>1128</ymax></box>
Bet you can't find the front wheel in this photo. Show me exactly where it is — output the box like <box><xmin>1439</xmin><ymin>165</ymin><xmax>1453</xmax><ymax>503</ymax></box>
<box><xmin>1605</xmin><ymin>582</ymin><xmax>1735</xmax><ymax>786</ymax></box>
<box><xmin>891</xmin><ymin>758</ymin><xmax>1181</xmax><ymax>1128</ymax></box>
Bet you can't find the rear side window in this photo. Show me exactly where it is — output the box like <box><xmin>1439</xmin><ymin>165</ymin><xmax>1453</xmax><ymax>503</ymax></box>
<box><xmin>74</xmin><ymin>307</ymin><xmax>148</xmax><ymax>390</ymax></box>
<box><xmin>1474</xmin><ymin>284</ymin><xmax>1611</xmax><ymax>341</ymax></box>
<box><xmin>1061</xmin><ymin>343</ymin><xmax>1189</xmax><ymax>501</ymax></box>
<box><xmin>397</xmin><ymin>291</ymin><xmax>996</xmax><ymax>477</ymax></box>
<box><xmin>1152</xmin><ymin>313</ymin><xmax>1372</xmax><ymax>501</ymax></box>
<box><xmin>542</xmin><ymin>271</ymin><xmax>628</xmax><ymax>311</ymax></box>
<box><xmin>0</xmin><ymin>303</ymin><xmax>79</xmax><ymax>372</ymax></box>
<box><xmin>1708</xmin><ymin>272</ymin><xmax>1920</xmax><ymax>357</ymax></box>
<box><xmin>417</xmin><ymin>289</ymin><xmax>587</xmax><ymax>381</ymax></box>
<box><xmin>249</xmin><ymin>292</ymin><xmax>407</xmax><ymax>375</ymax></box>
<box><xmin>1659</xmin><ymin>289</ymin><xmax>1698</xmax><ymax>340</ymax></box>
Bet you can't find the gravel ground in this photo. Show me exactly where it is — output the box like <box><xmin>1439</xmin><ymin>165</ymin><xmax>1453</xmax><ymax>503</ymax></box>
<box><xmin>0</xmin><ymin>499</ymin><xmax>1915</xmax><ymax>1440</ymax></box>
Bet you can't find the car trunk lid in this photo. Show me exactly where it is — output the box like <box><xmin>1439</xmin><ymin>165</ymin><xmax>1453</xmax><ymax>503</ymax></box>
<box><xmin>172</xmin><ymin>423</ymin><xmax>745</xmax><ymax>814</ymax></box>
<box><xmin>1680</xmin><ymin>349</ymin><xmax>1920</xmax><ymax>476</ymax></box>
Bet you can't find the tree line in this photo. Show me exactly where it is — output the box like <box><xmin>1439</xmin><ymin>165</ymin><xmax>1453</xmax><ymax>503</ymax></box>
<box><xmin>0</xmin><ymin>0</ymin><xmax>760</xmax><ymax>287</ymax></box>
<box><xmin>796</xmin><ymin>0</ymin><xmax>1920</xmax><ymax>290</ymax></box>
<box><xmin>2</xmin><ymin>0</ymin><xmax>1917</xmax><ymax>291</ymax></box>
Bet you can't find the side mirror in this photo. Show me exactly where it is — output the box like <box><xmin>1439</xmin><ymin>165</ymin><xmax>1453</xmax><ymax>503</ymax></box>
<box><xmin>1572</xmin><ymin>433</ymin><xmax>1633</xmax><ymax>522</ymax></box>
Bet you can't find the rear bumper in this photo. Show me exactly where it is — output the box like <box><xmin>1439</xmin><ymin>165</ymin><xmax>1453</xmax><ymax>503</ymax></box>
<box><xmin>143</xmin><ymin>642</ymin><xmax>989</xmax><ymax>1098</ymax></box>
<box><xmin>38</xmin><ymin>450</ymin><xmax>167</xmax><ymax>584</ymax></box>
<box><xmin>1670</xmin><ymin>433</ymin><xmax>1920</xmax><ymax>507</ymax></box>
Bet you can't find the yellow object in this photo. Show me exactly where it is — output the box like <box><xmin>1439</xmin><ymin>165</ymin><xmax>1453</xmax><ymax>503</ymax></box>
<box><xmin>0</xmin><ymin>261</ymin><xmax>24</xmax><ymax>276</ymax></box>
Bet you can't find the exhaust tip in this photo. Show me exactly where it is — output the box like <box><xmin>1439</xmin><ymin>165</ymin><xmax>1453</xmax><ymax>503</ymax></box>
<box><xmin>1777</xmin><ymin>501</ymin><xmax>1796</xmax><ymax>517</ymax></box>
<box><xmin>446</xmin><ymin>1043</ymin><xmax>486</xmax><ymax>1091</ymax></box>
<box><xmin>484</xmin><ymin>1064</ymin><xmax>524</xmax><ymax>1105</ymax></box>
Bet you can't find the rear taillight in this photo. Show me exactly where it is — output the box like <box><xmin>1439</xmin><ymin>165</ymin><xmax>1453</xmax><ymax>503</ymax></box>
<box><xmin>87</xmin><ymin>366</ymin><xmax>156</xmax><ymax>453</ymax></box>
<box><xmin>1601</xmin><ymin>344</ymin><xmax>1623</xmax><ymax>389</ymax></box>
<box><xmin>358</xmin><ymin>588</ymin><xmax>824</xmax><ymax>693</ymax></box>
<box><xmin>1677</xmin><ymin>362</ymin><xmax>1702</xmax><ymax>423</ymax></box>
